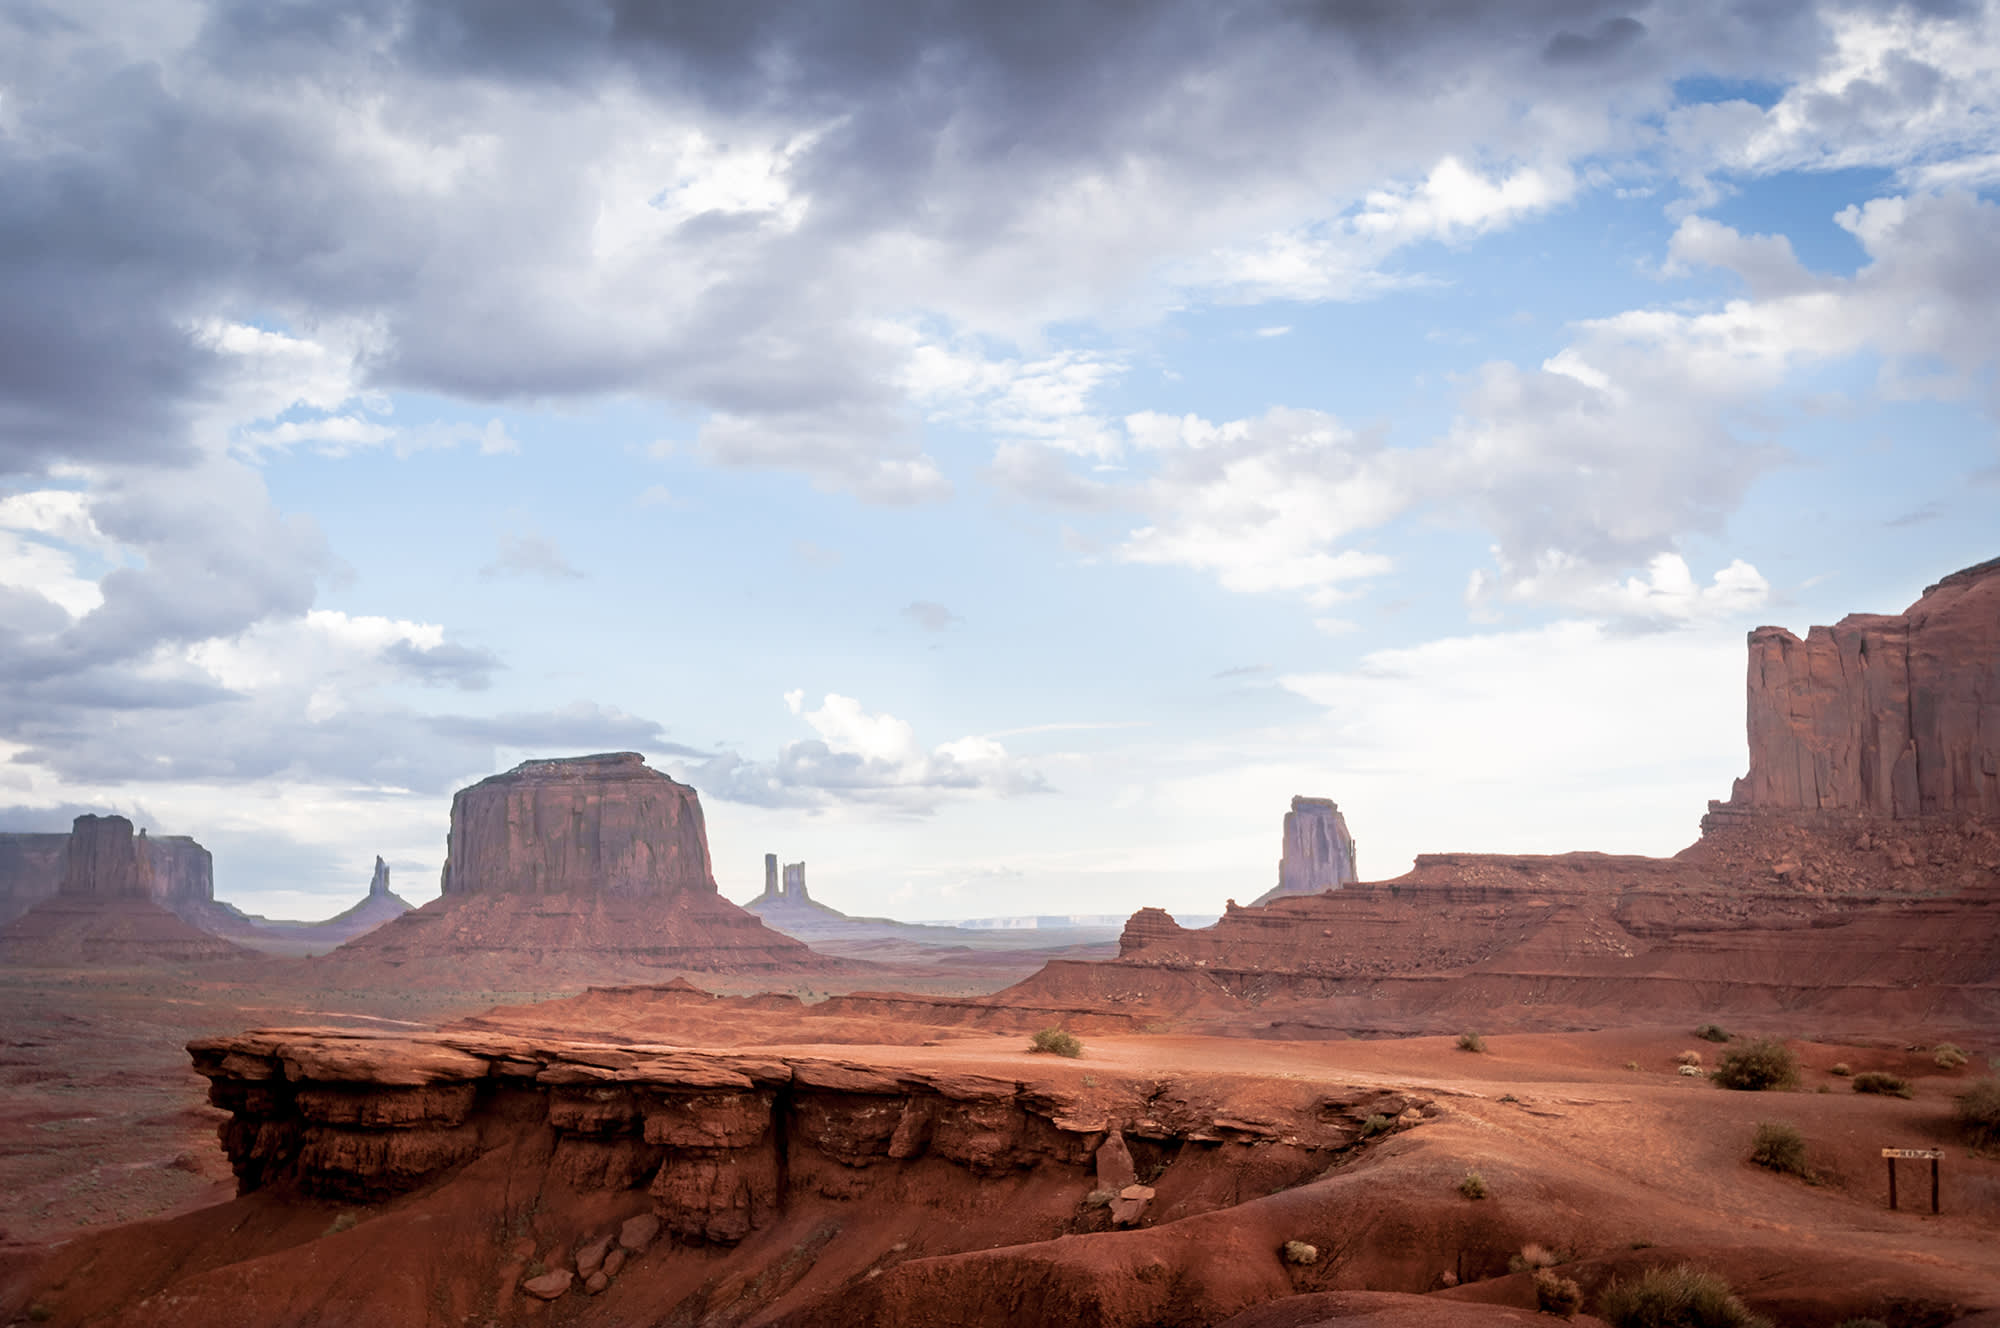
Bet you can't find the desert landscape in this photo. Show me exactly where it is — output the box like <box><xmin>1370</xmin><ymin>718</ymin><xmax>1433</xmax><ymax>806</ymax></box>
<box><xmin>0</xmin><ymin>558</ymin><xmax>1994</xmax><ymax>1326</ymax></box>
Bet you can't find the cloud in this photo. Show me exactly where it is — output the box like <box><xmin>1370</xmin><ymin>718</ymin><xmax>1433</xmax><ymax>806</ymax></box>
<box><xmin>480</xmin><ymin>532</ymin><xmax>584</xmax><ymax>580</ymax></box>
<box><xmin>425</xmin><ymin>703</ymin><xmax>709</xmax><ymax>758</ymax></box>
<box><xmin>902</xmin><ymin>600</ymin><xmax>961</xmax><ymax>632</ymax></box>
<box><xmin>380</xmin><ymin>639</ymin><xmax>501</xmax><ymax>690</ymax></box>
<box><xmin>682</xmin><ymin>691</ymin><xmax>1046</xmax><ymax>814</ymax></box>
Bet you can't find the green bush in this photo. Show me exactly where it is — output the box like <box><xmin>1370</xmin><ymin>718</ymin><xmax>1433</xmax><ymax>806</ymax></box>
<box><xmin>1954</xmin><ymin>1078</ymin><xmax>2000</xmax><ymax>1148</ymax></box>
<box><xmin>1029</xmin><ymin>1027</ymin><xmax>1083</xmax><ymax>1058</ymax></box>
<box><xmin>1932</xmin><ymin>1043</ymin><xmax>1968</xmax><ymax>1070</ymax></box>
<box><xmin>1457</xmin><ymin>1031</ymin><xmax>1486</xmax><ymax>1053</ymax></box>
<box><xmin>1359</xmin><ymin>1113</ymin><xmax>1393</xmax><ymax>1137</ymax></box>
<box><xmin>1712</xmin><ymin>1039</ymin><xmax>1798</xmax><ymax>1091</ymax></box>
<box><xmin>1695</xmin><ymin>1024</ymin><xmax>1732</xmax><ymax>1044</ymax></box>
<box><xmin>1749</xmin><ymin>1121</ymin><xmax>1811</xmax><ymax>1179</ymax></box>
<box><xmin>1852</xmin><ymin>1071</ymin><xmax>1912</xmax><ymax>1098</ymax></box>
<box><xmin>1829</xmin><ymin>1062</ymin><xmax>1852</xmax><ymax>1077</ymax></box>
<box><xmin>1597</xmin><ymin>1264</ymin><xmax>1771</xmax><ymax>1328</ymax></box>
<box><xmin>1536</xmin><ymin>1268</ymin><xmax>1584</xmax><ymax>1318</ymax></box>
<box><xmin>1458</xmin><ymin>1169</ymin><xmax>1488</xmax><ymax>1199</ymax></box>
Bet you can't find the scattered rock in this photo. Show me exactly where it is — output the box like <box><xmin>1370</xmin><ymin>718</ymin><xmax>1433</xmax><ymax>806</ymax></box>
<box><xmin>1109</xmin><ymin>1184</ymin><xmax>1154</xmax><ymax>1227</ymax></box>
<box><xmin>619</xmin><ymin>1212</ymin><xmax>660</xmax><ymax>1253</ymax></box>
<box><xmin>1093</xmin><ymin>1127</ymin><xmax>1136</xmax><ymax>1192</ymax></box>
<box><xmin>602</xmin><ymin>1248</ymin><xmax>626</xmax><ymax>1277</ymax></box>
<box><xmin>584</xmin><ymin>1272</ymin><xmax>609</xmax><ymax>1295</ymax></box>
<box><xmin>522</xmin><ymin>1269</ymin><xmax>573</xmax><ymax>1300</ymax></box>
<box><xmin>575</xmin><ymin>1234</ymin><xmax>614</xmax><ymax>1277</ymax></box>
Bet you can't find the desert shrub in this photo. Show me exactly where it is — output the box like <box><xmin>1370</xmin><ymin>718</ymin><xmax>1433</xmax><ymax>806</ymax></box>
<box><xmin>1749</xmin><ymin>1121</ymin><xmax>1811</xmax><ymax>1179</ymax></box>
<box><xmin>1596</xmin><ymin>1264</ymin><xmax>1771</xmax><ymax>1328</ymax></box>
<box><xmin>1626</xmin><ymin>1061</ymin><xmax>1642</xmax><ymax>1071</ymax></box>
<box><xmin>1029</xmin><ymin>1027</ymin><xmax>1083</xmax><ymax>1058</ymax></box>
<box><xmin>1458</xmin><ymin>1169</ymin><xmax>1488</xmax><ymax>1199</ymax></box>
<box><xmin>28</xmin><ymin>1305</ymin><xmax>53</xmax><ymax>1324</ymax></box>
<box><xmin>1082</xmin><ymin>1188</ymin><xmax>1116</xmax><ymax>1209</ymax></box>
<box><xmin>1954</xmin><ymin>1078</ymin><xmax>2000</xmax><ymax>1148</ymax></box>
<box><xmin>325</xmin><ymin>1211</ymin><xmax>359</xmax><ymax>1235</ymax></box>
<box><xmin>1508</xmin><ymin>1242</ymin><xmax>1558</xmax><ymax>1273</ymax></box>
<box><xmin>1536</xmin><ymin>1268</ymin><xmax>1585</xmax><ymax>1318</ymax></box>
<box><xmin>1713</xmin><ymin>1039</ymin><xmax>1798</xmax><ymax>1091</ymax></box>
<box><xmin>1457</xmin><ymin>1032</ymin><xmax>1487</xmax><ymax>1053</ymax></box>
<box><xmin>1695</xmin><ymin>1024</ymin><xmax>1732</xmax><ymax>1044</ymax></box>
<box><xmin>1829</xmin><ymin>1062</ymin><xmax>1852</xmax><ymax>1077</ymax></box>
<box><xmin>1360</xmin><ymin>1113</ymin><xmax>1393</xmax><ymax>1137</ymax></box>
<box><xmin>1676</xmin><ymin>1050</ymin><xmax>1703</xmax><ymax>1067</ymax></box>
<box><xmin>1933</xmin><ymin>1043</ymin><xmax>1968</xmax><ymax>1070</ymax></box>
<box><xmin>1852</xmin><ymin>1072</ymin><xmax>1913</xmax><ymax>1098</ymax></box>
<box><xmin>1281</xmin><ymin>1240</ymin><xmax>1319</xmax><ymax>1265</ymax></box>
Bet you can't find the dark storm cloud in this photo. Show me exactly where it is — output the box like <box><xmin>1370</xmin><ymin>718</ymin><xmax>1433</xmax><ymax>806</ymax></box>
<box><xmin>0</xmin><ymin>0</ymin><xmax>1849</xmax><ymax>489</ymax></box>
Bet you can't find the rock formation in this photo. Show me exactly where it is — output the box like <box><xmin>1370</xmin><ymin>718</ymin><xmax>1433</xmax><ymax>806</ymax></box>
<box><xmin>333</xmin><ymin>754</ymin><xmax>832</xmax><ymax>980</ymax></box>
<box><xmin>1253</xmin><ymin>796</ymin><xmax>1356</xmax><ymax>905</ymax></box>
<box><xmin>440</xmin><ymin>751</ymin><xmax>715</xmax><ymax>898</ymax></box>
<box><xmin>0</xmin><ymin>833</ymin><xmax>67</xmax><ymax>925</ymax></box>
<box><xmin>0</xmin><ymin>815</ymin><xmax>248</xmax><ymax>964</ymax></box>
<box><xmin>1718</xmin><ymin>554</ymin><xmax>2000</xmax><ymax>820</ymax></box>
<box><xmin>782</xmin><ymin>861</ymin><xmax>807</xmax><ymax>901</ymax></box>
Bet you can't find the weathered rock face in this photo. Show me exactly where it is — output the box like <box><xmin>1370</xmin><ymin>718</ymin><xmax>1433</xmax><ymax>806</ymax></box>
<box><xmin>369</xmin><ymin>855</ymin><xmax>392</xmax><ymax>898</ymax></box>
<box><xmin>145</xmin><ymin>835</ymin><xmax>213</xmax><ymax>904</ymax></box>
<box><xmin>1255</xmin><ymin>796</ymin><xmax>1356</xmax><ymax>905</ymax></box>
<box><xmin>781</xmin><ymin>861</ymin><xmax>807</xmax><ymax>902</ymax></box>
<box><xmin>62</xmin><ymin>814</ymin><xmax>156</xmax><ymax>898</ymax></box>
<box><xmin>441</xmin><ymin>753</ymin><xmax>716</xmax><ymax>898</ymax></box>
<box><xmin>0</xmin><ymin>833</ymin><xmax>68</xmax><ymax>925</ymax></box>
<box><xmin>1725</xmin><ymin>555</ymin><xmax>2000</xmax><ymax>819</ymax></box>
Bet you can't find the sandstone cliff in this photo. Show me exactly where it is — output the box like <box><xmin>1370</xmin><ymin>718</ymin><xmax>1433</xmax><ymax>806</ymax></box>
<box><xmin>441</xmin><ymin>752</ymin><xmax>715</xmax><ymax>898</ymax></box>
<box><xmin>0</xmin><ymin>816</ymin><xmax>247</xmax><ymax>964</ymax></box>
<box><xmin>1254</xmin><ymin>796</ymin><xmax>1356</xmax><ymax>905</ymax></box>
<box><xmin>1724</xmin><ymin>554</ymin><xmax>1999</xmax><ymax>819</ymax></box>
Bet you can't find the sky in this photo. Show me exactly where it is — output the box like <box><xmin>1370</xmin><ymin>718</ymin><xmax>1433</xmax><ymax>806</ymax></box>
<box><xmin>0</xmin><ymin>0</ymin><xmax>1995</xmax><ymax>923</ymax></box>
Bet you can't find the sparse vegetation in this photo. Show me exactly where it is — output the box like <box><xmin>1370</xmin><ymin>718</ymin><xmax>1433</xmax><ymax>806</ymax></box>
<box><xmin>525</xmin><ymin>1260</ymin><xmax>548</xmax><ymax>1279</ymax></box>
<box><xmin>1082</xmin><ymin>1188</ymin><xmax>1116</xmax><ymax>1210</ymax></box>
<box><xmin>1359</xmin><ymin>1113</ymin><xmax>1394</xmax><ymax>1137</ymax></box>
<box><xmin>1457</xmin><ymin>1032</ymin><xmax>1486</xmax><ymax>1053</ymax></box>
<box><xmin>1596</xmin><ymin>1264</ymin><xmax>1772</xmax><ymax>1328</ymax></box>
<box><xmin>1676</xmin><ymin>1050</ymin><xmax>1703</xmax><ymax>1068</ymax></box>
<box><xmin>1457</xmin><ymin>1169</ymin><xmax>1488</xmax><ymax>1199</ymax></box>
<box><xmin>1713</xmin><ymin>1039</ymin><xmax>1798</xmax><ymax>1092</ymax></box>
<box><xmin>1029</xmin><ymin>1027</ymin><xmax>1083</xmax><ymax>1058</ymax></box>
<box><xmin>1749</xmin><ymin>1121</ymin><xmax>1812</xmax><ymax>1180</ymax></box>
<box><xmin>1281</xmin><ymin>1239</ymin><xmax>1319</xmax><ymax>1265</ymax></box>
<box><xmin>1829</xmin><ymin>1062</ymin><xmax>1852</xmax><ymax>1077</ymax></box>
<box><xmin>1695</xmin><ymin>1024</ymin><xmax>1732</xmax><ymax>1044</ymax></box>
<box><xmin>1627</xmin><ymin>1061</ymin><xmax>1642</xmax><ymax>1071</ymax></box>
<box><xmin>1852</xmin><ymin>1072</ymin><xmax>1913</xmax><ymax>1099</ymax></box>
<box><xmin>28</xmin><ymin>1304</ymin><xmax>54</xmax><ymax>1324</ymax></box>
<box><xmin>1953</xmin><ymin>1078</ymin><xmax>2000</xmax><ymax>1149</ymax></box>
<box><xmin>1509</xmin><ymin>1242</ymin><xmax>1558</xmax><ymax>1273</ymax></box>
<box><xmin>1535</xmin><ymin>1268</ymin><xmax>1584</xmax><ymax>1318</ymax></box>
<box><xmin>1933</xmin><ymin>1043</ymin><xmax>1968</xmax><ymax>1070</ymax></box>
<box><xmin>1498</xmin><ymin>1093</ymin><xmax>1520</xmax><ymax>1103</ymax></box>
<box><xmin>325</xmin><ymin>1210</ymin><xmax>359</xmax><ymax>1235</ymax></box>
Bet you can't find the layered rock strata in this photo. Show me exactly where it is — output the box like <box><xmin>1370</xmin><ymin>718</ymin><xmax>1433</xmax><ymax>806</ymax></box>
<box><xmin>1720</xmin><ymin>555</ymin><xmax>1999</xmax><ymax>820</ymax></box>
<box><xmin>189</xmin><ymin>1027</ymin><xmax>1420</xmax><ymax>1246</ymax></box>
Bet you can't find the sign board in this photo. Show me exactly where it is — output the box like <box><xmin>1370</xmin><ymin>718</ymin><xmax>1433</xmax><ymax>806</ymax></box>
<box><xmin>1881</xmin><ymin>1148</ymin><xmax>1942</xmax><ymax>1159</ymax></box>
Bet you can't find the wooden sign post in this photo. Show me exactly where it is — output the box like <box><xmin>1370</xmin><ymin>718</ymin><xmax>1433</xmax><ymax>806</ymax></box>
<box><xmin>1881</xmin><ymin>1148</ymin><xmax>1941</xmax><ymax>1213</ymax></box>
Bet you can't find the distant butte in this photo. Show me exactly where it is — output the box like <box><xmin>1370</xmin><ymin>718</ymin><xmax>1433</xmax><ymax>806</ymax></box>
<box><xmin>329</xmin><ymin>753</ymin><xmax>840</xmax><ymax>981</ymax></box>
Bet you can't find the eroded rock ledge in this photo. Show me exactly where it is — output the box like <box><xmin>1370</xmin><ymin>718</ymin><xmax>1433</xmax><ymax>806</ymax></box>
<box><xmin>189</xmin><ymin>1029</ymin><xmax>1425</xmax><ymax>1245</ymax></box>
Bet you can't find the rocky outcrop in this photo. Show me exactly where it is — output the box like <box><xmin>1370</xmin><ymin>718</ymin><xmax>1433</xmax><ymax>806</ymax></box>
<box><xmin>329</xmin><ymin>756</ymin><xmax>832</xmax><ymax>980</ymax></box>
<box><xmin>1255</xmin><ymin>797</ymin><xmax>1356</xmax><ymax>905</ymax></box>
<box><xmin>1720</xmin><ymin>555</ymin><xmax>1999</xmax><ymax>819</ymax></box>
<box><xmin>145</xmin><ymin>835</ymin><xmax>214</xmax><ymax>906</ymax></box>
<box><xmin>441</xmin><ymin>752</ymin><xmax>715</xmax><ymax>898</ymax></box>
<box><xmin>62</xmin><ymin>814</ymin><xmax>155</xmax><ymax>898</ymax></box>
<box><xmin>188</xmin><ymin>1026</ymin><xmax>1420</xmax><ymax>1240</ymax></box>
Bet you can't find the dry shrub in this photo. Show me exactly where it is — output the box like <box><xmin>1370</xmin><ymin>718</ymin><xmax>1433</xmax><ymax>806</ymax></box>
<box><xmin>1457</xmin><ymin>1169</ymin><xmax>1488</xmax><ymax>1199</ymax></box>
<box><xmin>1695</xmin><ymin>1024</ymin><xmax>1732</xmax><ymax>1044</ymax></box>
<box><xmin>1955</xmin><ymin>1078</ymin><xmax>2000</xmax><ymax>1149</ymax></box>
<box><xmin>1457</xmin><ymin>1032</ymin><xmax>1487</xmax><ymax>1053</ymax></box>
<box><xmin>1535</xmin><ymin>1268</ymin><xmax>1584</xmax><ymax>1318</ymax></box>
<box><xmin>1852</xmin><ymin>1071</ymin><xmax>1912</xmax><ymax>1098</ymax></box>
<box><xmin>1829</xmin><ymin>1062</ymin><xmax>1852</xmax><ymax>1077</ymax></box>
<box><xmin>1281</xmin><ymin>1240</ymin><xmax>1319</xmax><ymax>1265</ymax></box>
<box><xmin>1597</xmin><ymin>1264</ymin><xmax>1771</xmax><ymax>1328</ymax></box>
<box><xmin>1932</xmin><ymin>1043</ymin><xmax>1968</xmax><ymax>1070</ymax></box>
<box><xmin>1029</xmin><ymin>1028</ymin><xmax>1083</xmax><ymax>1058</ymax></box>
<box><xmin>1713</xmin><ymin>1039</ymin><xmax>1798</xmax><ymax>1091</ymax></box>
<box><xmin>1508</xmin><ymin>1242</ymin><xmax>1558</xmax><ymax>1272</ymax></box>
<box><xmin>1676</xmin><ymin>1050</ymin><xmax>1703</xmax><ymax>1067</ymax></box>
<box><xmin>1749</xmin><ymin>1121</ymin><xmax>1811</xmax><ymax>1179</ymax></box>
<box><xmin>1359</xmin><ymin>1113</ymin><xmax>1393</xmax><ymax>1137</ymax></box>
